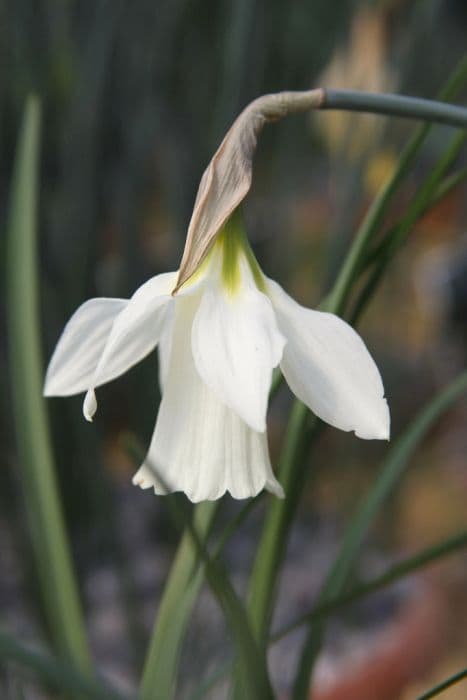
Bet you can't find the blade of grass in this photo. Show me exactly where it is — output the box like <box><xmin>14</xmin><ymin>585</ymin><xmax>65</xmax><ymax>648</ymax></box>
<box><xmin>0</xmin><ymin>631</ymin><xmax>127</xmax><ymax>700</ymax></box>
<box><xmin>351</xmin><ymin>128</ymin><xmax>467</xmax><ymax>325</ymax></box>
<box><xmin>190</xmin><ymin>527</ymin><xmax>467</xmax><ymax>699</ymax></box>
<box><xmin>275</xmin><ymin>529</ymin><xmax>467</xmax><ymax>640</ymax></box>
<box><xmin>124</xmin><ymin>438</ymin><xmax>275</xmax><ymax>700</ymax></box>
<box><xmin>292</xmin><ymin>370</ymin><xmax>467</xmax><ymax>700</ymax></box>
<box><xmin>430</xmin><ymin>166</ymin><xmax>467</xmax><ymax>206</ymax></box>
<box><xmin>6</xmin><ymin>97</ymin><xmax>91</xmax><ymax>673</ymax></box>
<box><xmin>160</xmin><ymin>497</ymin><xmax>276</xmax><ymax>700</ymax></box>
<box><xmin>141</xmin><ymin>494</ymin><xmax>266</xmax><ymax>700</ymax></box>
<box><xmin>144</xmin><ymin>494</ymin><xmax>265</xmax><ymax>700</ymax></box>
<box><xmin>128</xmin><ymin>429</ymin><xmax>262</xmax><ymax>700</ymax></box>
<box><xmin>324</xmin><ymin>53</ymin><xmax>467</xmax><ymax>316</ymax></box>
<box><xmin>416</xmin><ymin>669</ymin><xmax>467</xmax><ymax>700</ymax></box>
<box><xmin>385</xmin><ymin>130</ymin><xmax>466</xmax><ymax>256</ymax></box>
<box><xmin>230</xmin><ymin>407</ymin><xmax>320</xmax><ymax>700</ymax></box>
<box><xmin>121</xmin><ymin>434</ymin><xmax>218</xmax><ymax>700</ymax></box>
<box><xmin>247</xmin><ymin>403</ymin><xmax>318</xmax><ymax>646</ymax></box>
<box><xmin>140</xmin><ymin>500</ymin><xmax>218</xmax><ymax>700</ymax></box>
<box><xmin>362</xmin><ymin>165</ymin><xmax>467</xmax><ymax>270</ymax></box>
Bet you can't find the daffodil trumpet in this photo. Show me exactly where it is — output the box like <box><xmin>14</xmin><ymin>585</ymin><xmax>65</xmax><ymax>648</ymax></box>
<box><xmin>44</xmin><ymin>221</ymin><xmax>389</xmax><ymax>502</ymax></box>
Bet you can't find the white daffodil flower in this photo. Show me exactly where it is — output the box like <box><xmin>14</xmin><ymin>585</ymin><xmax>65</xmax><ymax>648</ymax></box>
<box><xmin>44</xmin><ymin>223</ymin><xmax>389</xmax><ymax>502</ymax></box>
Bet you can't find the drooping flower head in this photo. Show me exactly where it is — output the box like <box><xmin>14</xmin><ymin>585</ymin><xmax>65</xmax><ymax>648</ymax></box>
<box><xmin>45</xmin><ymin>90</ymin><xmax>390</xmax><ymax>501</ymax></box>
<box><xmin>44</xmin><ymin>219</ymin><xmax>389</xmax><ymax>502</ymax></box>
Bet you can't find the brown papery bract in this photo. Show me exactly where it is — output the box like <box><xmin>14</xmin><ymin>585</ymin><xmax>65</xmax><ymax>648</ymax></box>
<box><xmin>173</xmin><ymin>89</ymin><xmax>324</xmax><ymax>294</ymax></box>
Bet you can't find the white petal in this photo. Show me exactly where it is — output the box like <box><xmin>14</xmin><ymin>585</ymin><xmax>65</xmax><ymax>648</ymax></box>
<box><xmin>191</xmin><ymin>260</ymin><xmax>285</xmax><ymax>432</ymax></box>
<box><xmin>83</xmin><ymin>271</ymin><xmax>177</xmax><ymax>417</ymax></box>
<box><xmin>267</xmin><ymin>279</ymin><xmax>390</xmax><ymax>440</ymax></box>
<box><xmin>133</xmin><ymin>294</ymin><xmax>284</xmax><ymax>502</ymax></box>
<box><xmin>44</xmin><ymin>298</ymin><xmax>127</xmax><ymax>396</ymax></box>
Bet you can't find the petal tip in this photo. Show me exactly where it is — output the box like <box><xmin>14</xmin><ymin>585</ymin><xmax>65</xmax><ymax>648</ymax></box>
<box><xmin>267</xmin><ymin>480</ymin><xmax>285</xmax><ymax>499</ymax></box>
<box><xmin>355</xmin><ymin>398</ymin><xmax>390</xmax><ymax>441</ymax></box>
<box><xmin>132</xmin><ymin>464</ymin><xmax>163</xmax><ymax>492</ymax></box>
<box><xmin>379</xmin><ymin>399</ymin><xmax>391</xmax><ymax>441</ymax></box>
<box><xmin>43</xmin><ymin>372</ymin><xmax>58</xmax><ymax>397</ymax></box>
<box><xmin>83</xmin><ymin>390</ymin><xmax>97</xmax><ymax>422</ymax></box>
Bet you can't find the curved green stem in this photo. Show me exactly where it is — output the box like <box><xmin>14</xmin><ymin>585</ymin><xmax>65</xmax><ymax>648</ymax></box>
<box><xmin>322</xmin><ymin>89</ymin><xmax>467</xmax><ymax>128</ymax></box>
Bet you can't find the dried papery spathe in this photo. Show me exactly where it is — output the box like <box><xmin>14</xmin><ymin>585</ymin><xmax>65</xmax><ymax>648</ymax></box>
<box><xmin>174</xmin><ymin>89</ymin><xmax>324</xmax><ymax>293</ymax></box>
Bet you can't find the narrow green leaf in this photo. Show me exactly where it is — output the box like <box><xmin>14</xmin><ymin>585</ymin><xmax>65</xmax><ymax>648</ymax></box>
<box><xmin>247</xmin><ymin>403</ymin><xmax>317</xmax><ymax>645</ymax></box>
<box><xmin>140</xmin><ymin>493</ymin><xmax>264</xmax><ymax>700</ymax></box>
<box><xmin>389</xmin><ymin>131</ymin><xmax>466</xmax><ymax>254</ymax></box>
<box><xmin>123</xmin><ymin>438</ymin><xmax>274</xmax><ymax>700</ymax></box>
<box><xmin>362</xmin><ymin>165</ymin><xmax>467</xmax><ymax>271</ymax></box>
<box><xmin>292</xmin><ymin>371</ymin><xmax>467</xmax><ymax>700</ymax></box>
<box><xmin>416</xmin><ymin>669</ymin><xmax>467</xmax><ymax>700</ymax></box>
<box><xmin>275</xmin><ymin>529</ymin><xmax>467</xmax><ymax>641</ymax></box>
<box><xmin>6</xmin><ymin>97</ymin><xmax>91</xmax><ymax>673</ymax></box>
<box><xmin>431</xmin><ymin>166</ymin><xmax>467</xmax><ymax>206</ymax></box>
<box><xmin>324</xmin><ymin>53</ymin><xmax>467</xmax><ymax>316</ymax></box>
<box><xmin>160</xmin><ymin>493</ymin><xmax>275</xmax><ymax>700</ymax></box>
<box><xmin>0</xmin><ymin>630</ymin><xmax>128</xmax><ymax>700</ymax></box>
<box><xmin>351</xmin><ymin>128</ymin><xmax>466</xmax><ymax>325</ymax></box>
<box><xmin>191</xmin><ymin>529</ymin><xmax>467</xmax><ymax>699</ymax></box>
<box><xmin>119</xmin><ymin>433</ymin><xmax>220</xmax><ymax>700</ymax></box>
<box><xmin>140</xmin><ymin>501</ymin><xmax>217</xmax><ymax>700</ymax></box>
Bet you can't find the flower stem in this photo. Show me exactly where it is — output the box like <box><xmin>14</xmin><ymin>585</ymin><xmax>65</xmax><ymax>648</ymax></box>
<box><xmin>321</xmin><ymin>88</ymin><xmax>467</xmax><ymax>128</ymax></box>
<box><xmin>247</xmin><ymin>402</ymin><xmax>316</xmax><ymax>645</ymax></box>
